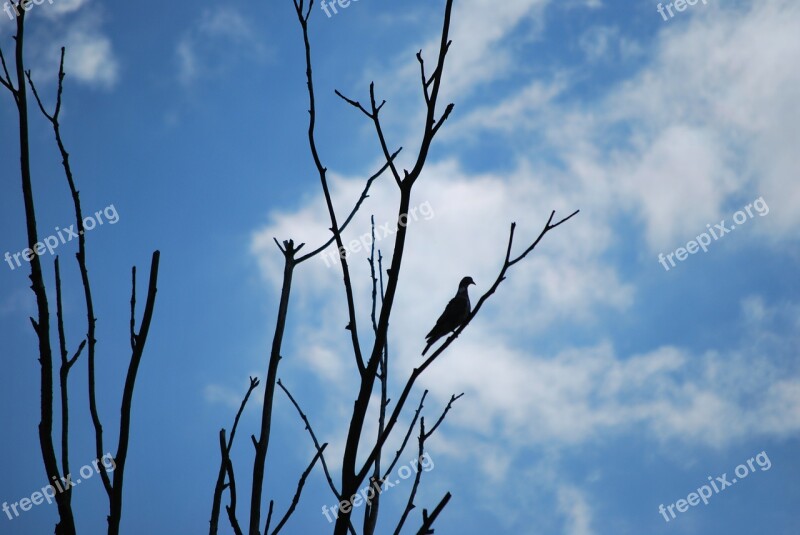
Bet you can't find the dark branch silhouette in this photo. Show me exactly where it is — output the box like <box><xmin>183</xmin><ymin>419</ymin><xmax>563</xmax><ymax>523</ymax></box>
<box><xmin>3</xmin><ymin>12</ymin><xmax>162</xmax><ymax>534</ymax></box>
<box><xmin>211</xmin><ymin>1</ymin><xmax>579</xmax><ymax>533</ymax></box>
<box><xmin>211</xmin><ymin>376</ymin><xmax>260</xmax><ymax>535</ymax></box>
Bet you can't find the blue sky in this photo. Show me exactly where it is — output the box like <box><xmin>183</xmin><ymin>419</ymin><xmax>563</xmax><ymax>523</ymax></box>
<box><xmin>1</xmin><ymin>0</ymin><xmax>799</xmax><ymax>534</ymax></box>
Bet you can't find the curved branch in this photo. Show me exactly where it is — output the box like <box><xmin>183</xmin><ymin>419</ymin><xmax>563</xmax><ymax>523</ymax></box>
<box><xmin>295</xmin><ymin>149</ymin><xmax>401</xmax><ymax>264</ymax></box>
<box><xmin>292</xmin><ymin>0</ymin><xmax>365</xmax><ymax>375</ymax></box>
<box><xmin>210</xmin><ymin>377</ymin><xmax>260</xmax><ymax>535</ymax></box>
<box><xmin>357</xmin><ymin>210</ymin><xmax>579</xmax><ymax>484</ymax></box>
<box><xmin>269</xmin><ymin>444</ymin><xmax>327</xmax><ymax>534</ymax></box>
<box><xmin>277</xmin><ymin>379</ymin><xmax>341</xmax><ymax>501</ymax></box>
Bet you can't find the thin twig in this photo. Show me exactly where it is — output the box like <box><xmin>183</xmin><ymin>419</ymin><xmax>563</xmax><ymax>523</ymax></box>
<box><xmin>54</xmin><ymin>258</ymin><xmax>74</xmax><ymax>505</ymax></box>
<box><xmin>264</xmin><ymin>500</ymin><xmax>274</xmax><ymax>535</ymax></box>
<box><xmin>382</xmin><ymin>392</ymin><xmax>426</xmax><ymax>481</ymax></box>
<box><xmin>424</xmin><ymin>393</ymin><xmax>463</xmax><ymax>439</ymax></box>
<box><xmin>296</xmin><ymin>150</ymin><xmax>401</xmax><ymax>264</ymax></box>
<box><xmin>291</xmin><ymin>0</ymin><xmax>366</xmax><ymax>376</ymax></box>
<box><xmin>392</xmin><ymin>419</ymin><xmax>427</xmax><ymax>535</ymax></box>
<box><xmin>277</xmin><ymin>379</ymin><xmax>340</xmax><ymax>501</ymax></box>
<box><xmin>335</xmin><ymin>2</ymin><xmax>458</xmax><ymax>532</ymax></box>
<box><xmin>357</xmin><ymin>210</ymin><xmax>579</xmax><ymax>484</ymax></box>
<box><xmin>28</xmin><ymin>47</ymin><xmax>114</xmax><ymax>500</ymax></box>
<box><xmin>225</xmin><ymin>453</ymin><xmax>244</xmax><ymax>535</ymax></box>
<box><xmin>210</xmin><ymin>377</ymin><xmax>260</xmax><ymax>535</ymax></box>
<box><xmin>269</xmin><ymin>444</ymin><xmax>327</xmax><ymax>534</ymax></box>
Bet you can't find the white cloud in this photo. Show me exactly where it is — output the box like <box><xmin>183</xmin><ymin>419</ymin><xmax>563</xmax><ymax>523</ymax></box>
<box><xmin>250</xmin><ymin>159</ymin><xmax>629</xmax><ymax>346</ymax></box>
<box><xmin>248</xmin><ymin>1</ymin><xmax>800</xmax><ymax>452</ymax></box>
<box><xmin>558</xmin><ymin>485</ymin><xmax>595</xmax><ymax>535</ymax></box>
<box><xmin>10</xmin><ymin>3</ymin><xmax>120</xmax><ymax>89</ymax></box>
<box><xmin>245</xmin><ymin>0</ymin><xmax>800</xmax><ymax>528</ymax></box>
<box><xmin>63</xmin><ymin>23</ymin><xmax>118</xmax><ymax>88</ymax></box>
<box><xmin>176</xmin><ymin>8</ymin><xmax>270</xmax><ymax>86</ymax></box>
<box><xmin>439</xmin><ymin>0</ymin><xmax>548</xmax><ymax>96</ymax></box>
<box><xmin>446</xmin><ymin>0</ymin><xmax>800</xmax><ymax>251</ymax></box>
<box><xmin>43</xmin><ymin>0</ymin><xmax>90</xmax><ymax>17</ymax></box>
<box><xmin>248</xmin><ymin>171</ymin><xmax>799</xmax><ymax>453</ymax></box>
<box><xmin>578</xmin><ymin>26</ymin><xmax>641</xmax><ymax>63</ymax></box>
<box><xmin>204</xmin><ymin>375</ymin><xmax>263</xmax><ymax>411</ymax></box>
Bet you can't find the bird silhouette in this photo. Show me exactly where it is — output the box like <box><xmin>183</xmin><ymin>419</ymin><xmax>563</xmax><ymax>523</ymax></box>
<box><xmin>422</xmin><ymin>276</ymin><xmax>475</xmax><ymax>356</ymax></box>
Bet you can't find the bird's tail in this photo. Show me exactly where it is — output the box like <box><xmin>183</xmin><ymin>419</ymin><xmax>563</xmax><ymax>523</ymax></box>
<box><xmin>421</xmin><ymin>341</ymin><xmax>433</xmax><ymax>356</ymax></box>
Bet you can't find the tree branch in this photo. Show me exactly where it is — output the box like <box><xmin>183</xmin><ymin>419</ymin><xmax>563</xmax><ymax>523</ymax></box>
<box><xmin>415</xmin><ymin>492</ymin><xmax>451</xmax><ymax>535</ymax></box>
<box><xmin>210</xmin><ymin>377</ymin><xmax>260</xmax><ymax>535</ymax></box>
<box><xmin>54</xmin><ymin>258</ymin><xmax>75</xmax><ymax>507</ymax></box>
<box><xmin>4</xmin><ymin>9</ymin><xmax>77</xmax><ymax>534</ymax></box>
<box><xmin>357</xmin><ymin>210</ymin><xmax>579</xmax><ymax>485</ymax></box>
<box><xmin>291</xmin><ymin>0</ymin><xmax>366</xmax><ymax>377</ymax></box>
<box><xmin>335</xmin><ymin>2</ymin><xmax>458</xmax><ymax>532</ymax></box>
<box><xmin>109</xmin><ymin>251</ymin><xmax>161</xmax><ymax>535</ymax></box>
<box><xmin>295</xmin><ymin>150</ymin><xmax>401</xmax><ymax>264</ymax></box>
<box><xmin>269</xmin><ymin>443</ymin><xmax>327</xmax><ymax>534</ymax></box>
<box><xmin>276</xmin><ymin>379</ymin><xmax>340</xmax><ymax>501</ymax></box>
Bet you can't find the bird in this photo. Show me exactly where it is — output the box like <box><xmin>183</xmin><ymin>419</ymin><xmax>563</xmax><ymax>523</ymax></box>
<box><xmin>421</xmin><ymin>276</ymin><xmax>475</xmax><ymax>356</ymax></box>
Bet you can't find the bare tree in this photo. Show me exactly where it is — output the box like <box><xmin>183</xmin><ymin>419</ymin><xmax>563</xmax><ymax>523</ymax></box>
<box><xmin>2</xmin><ymin>0</ymin><xmax>575</xmax><ymax>533</ymax></box>
<box><xmin>0</xmin><ymin>5</ymin><xmax>161</xmax><ymax>534</ymax></box>
<box><xmin>210</xmin><ymin>0</ymin><xmax>578</xmax><ymax>534</ymax></box>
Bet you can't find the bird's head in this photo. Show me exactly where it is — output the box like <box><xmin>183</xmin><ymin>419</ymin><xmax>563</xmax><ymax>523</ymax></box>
<box><xmin>459</xmin><ymin>276</ymin><xmax>476</xmax><ymax>289</ymax></box>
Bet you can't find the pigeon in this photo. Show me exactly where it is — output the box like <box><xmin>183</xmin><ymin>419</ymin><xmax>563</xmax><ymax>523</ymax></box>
<box><xmin>421</xmin><ymin>276</ymin><xmax>475</xmax><ymax>356</ymax></box>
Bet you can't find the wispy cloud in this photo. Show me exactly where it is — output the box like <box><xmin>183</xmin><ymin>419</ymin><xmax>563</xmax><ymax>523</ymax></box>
<box><xmin>10</xmin><ymin>2</ymin><xmax>120</xmax><ymax>89</ymax></box>
<box><xmin>176</xmin><ymin>8</ymin><xmax>271</xmax><ymax>86</ymax></box>
<box><xmin>62</xmin><ymin>18</ymin><xmax>118</xmax><ymax>88</ymax></box>
<box><xmin>245</xmin><ymin>0</ymin><xmax>800</xmax><ymax>529</ymax></box>
<box><xmin>558</xmin><ymin>485</ymin><xmax>595</xmax><ymax>535</ymax></box>
<box><xmin>204</xmin><ymin>375</ymin><xmax>263</xmax><ymax>411</ymax></box>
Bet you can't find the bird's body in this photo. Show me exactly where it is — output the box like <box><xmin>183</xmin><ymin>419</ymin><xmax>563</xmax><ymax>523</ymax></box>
<box><xmin>422</xmin><ymin>276</ymin><xmax>475</xmax><ymax>356</ymax></box>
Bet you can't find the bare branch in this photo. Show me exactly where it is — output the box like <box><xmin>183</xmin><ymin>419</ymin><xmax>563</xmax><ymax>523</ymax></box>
<box><xmin>4</xmin><ymin>9</ymin><xmax>78</xmax><ymax>533</ymax></box>
<box><xmin>382</xmin><ymin>392</ymin><xmax>426</xmax><ymax>481</ymax></box>
<box><xmin>225</xmin><ymin>452</ymin><xmax>244</xmax><ymax>535</ymax></box>
<box><xmin>210</xmin><ymin>377</ymin><xmax>260</xmax><ymax>535</ymax></box>
<box><xmin>264</xmin><ymin>500</ymin><xmax>274</xmax><ymax>535</ymax></box>
<box><xmin>54</xmin><ymin>258</ymin><xmax>74</xmax><ymax>501</ymax></box>
<box><xmin>416</xmin><ymin>52</ymin><xmax>430</xmax><ymax>104</ymax></box>
<box><xmin>424</xmin><ymin>393</ymin><xmax>463</xmax><ymax>439</ymax></box>
<box><xmin>0</xmin><ymin>46</ymin><xmax>15</xmax><ymax>93</ymax></box>
<box><xmin>277</xmin><ymin>379</ymin><xmax>341</xmax><ymax>501</ymax></box>
<box><xmin>291</xmin><ymin>0</ymin><xmax>366</xmax><ymax>376</ymax></box>
<box><xmin>269</xmin><ymin>443</ymin><xmax>327</xmax><ymax>534</ymax></box>
<box><xmin>296</xmin><ymin>149</ymin><xmax>401</xmax><ymax>264</ymax></box>
<box><xmin>357</xmin><ymin>209</ymin><xmax>579</xmax><ymax>484</ymax></box>
<box><xmin>334</xmin><ymin>88</ymin><xmax>372</xmax><ymax>117</ymax></box>
<box><xmin>335</xmin><ymin>2</ymin><xmax>459</xmax><ymax>532</ymax></box>
<box><xmin>249</xmin><ymin>242</ymin><xmax>302</xmax><ymax>533</ymax></box>
<box><xmin>110</xmin><ymin>251</ymin><xmax>161</xmax><ymax>535</ymax></box>
<box><xmin>415</xmin><ymin>492</ymin><xmax>452</xmax><ymax>535</ymax></box>
<box><xmin>509</xmin><ymin>210</ymin><xmax>580</xmax><ymax>266</ymax></box>
<box><xmin>393</xmin><ymin>419</ymin><xmax>427</xmax><ymax>535</ymax></box>
<box><xmin>368</xmin><ymin>83</ymin><xmax>403</xmax><ymax>186</ymax></box>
